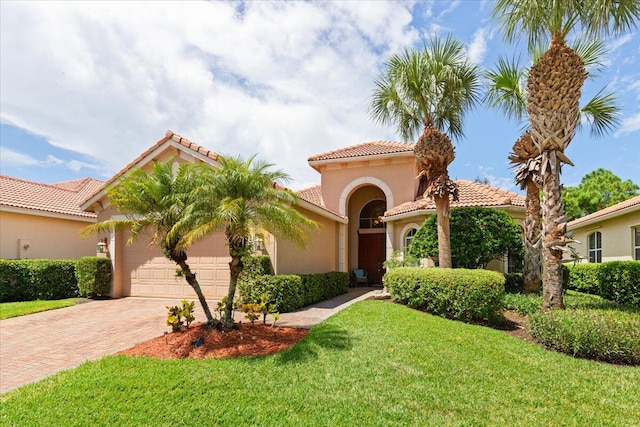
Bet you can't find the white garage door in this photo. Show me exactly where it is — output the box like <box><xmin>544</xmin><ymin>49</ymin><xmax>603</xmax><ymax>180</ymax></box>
<box><xmin>122</xmin><ymin>233</ymin><xmax>232</xmax><ymax>300</ymax></box>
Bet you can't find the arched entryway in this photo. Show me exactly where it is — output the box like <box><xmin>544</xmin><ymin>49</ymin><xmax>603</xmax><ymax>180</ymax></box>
<box><xmin>358</xmin><ymin>199</ymin><xmax>387</xmax><ymax>284</ymax></box>
<box><xmin>346</xmin><ymin>184</ymin><xmax>388</xmax><ymax>285</ymax></box>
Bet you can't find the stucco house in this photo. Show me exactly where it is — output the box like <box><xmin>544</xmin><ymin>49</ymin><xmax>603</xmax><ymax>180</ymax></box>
<box><xmin>0</xmin><ymin>175</ymin><xmax>103</xmax><ymax>259</ymax></box>
<box><xmin>566</xmin><ymin>195</ymin><xmax>640</xmax><ymax>263</ymax></box>
<box><xmin>81</xmin><ymin>130</ymin><xmax>526</xmax><ymax>299</ymax></box>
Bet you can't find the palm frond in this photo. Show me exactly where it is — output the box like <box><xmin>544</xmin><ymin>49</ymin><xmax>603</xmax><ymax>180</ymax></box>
<box><xmin>485</xmin><ymin>55</ymin><xmax>528</xmax><ymax>121</ymax></box>
<box><xmin>578</xmin><ymin>88</ymin><xmax>621</xmax><ymax>138</ymax></box>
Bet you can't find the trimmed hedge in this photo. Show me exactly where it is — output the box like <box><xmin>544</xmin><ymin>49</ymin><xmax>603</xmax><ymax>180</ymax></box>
<box><xmin>241</xmin><ymin>271</ymin><xmax>350</xmax><ymax>313</ymax></box>
<box><xmin>384</xmin><ymin>267</ymin><xmax>505</xmax><ymax>322</ymax></box>
<box><xmin>565</xmin><ymin>263</ymin><xmax>600</xmax><ymax>295</ymax></box>
<box><xmin>0</xmin><ymin>259</ymin><xmax>79</xmax><ymax>302</ymax></box>
<box><xmin>598</xmin><ymin>261</ymin><xmax>640</xmax><ymax>307</ymax></box>
<box><xmin>529</xmin><ymin>309</ymin><xmax>640</xmax><ymax>365</ymax></box>
<box><xmin>564</xmin><ymin>261</ymin><xmax>640</xmax><ymax>307</ymax></box>
<box><xmin>76</xmin><ymin>257</ymin><xmax>112</xmax><ymax>298</ymax></box>
<box><xmin>237</xmin><ymin>255</ymin><xmax>274</xmax><ymax>302</ymax></box>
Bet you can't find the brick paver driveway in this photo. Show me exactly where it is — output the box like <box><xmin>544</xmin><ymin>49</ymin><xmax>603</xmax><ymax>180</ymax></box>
<box><xmin>0</xmin><ymin>288</ymin><xmax>380</xmax><ymax>394</ymax></box>
<box><xmin>0</xmin><ymin>298</ymin><xmax>208</xmax><ymax>394</ymax></box>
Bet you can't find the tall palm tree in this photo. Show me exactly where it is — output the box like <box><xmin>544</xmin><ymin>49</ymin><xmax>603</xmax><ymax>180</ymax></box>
<box><xmin>182</xmin><ymin>155</ymin><xmax>317</xmax><ymax>328</ymax></box>
<box><xmin>486</xmin><ymin>46</ymin><xmax>620</xmax><ymax>294</ymax></box>
<box><xmin>492</xmin><ymin>0</ymin><xmax>638</xmax><ymax>309</ymax></box>
<box><xmin>82</xmin><ymin>161</ymin><xmax>217</xmax><ymax>325</ymax></box>
<box><xmin>370</xmin><ymin>35</ymin><xmax>482</xmax><ymax>268</ymax></box>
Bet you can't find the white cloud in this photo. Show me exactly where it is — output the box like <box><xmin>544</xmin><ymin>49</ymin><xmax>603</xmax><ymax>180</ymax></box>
<box><xmin>0</xmin><ymin>147</ymin><xmax>40</xmax><ymax>167</ymax></box>
<box><xmin>467</xmin><ymin>27</ymin><xmax>490</xmax><ymax>64</ymax></box>
<box><xmin>608</xmin><ymin>34</ymin><xmax>633</xmax><ymax>52</ymax></box>
<box><xmin>436</xmin><ymin>0</ymin><xmax>461</xmax><ymax>20</ymax></box>
<box><xmin>0</xmin><ymin>146</ymin><xmax>105</xmax><ymax>174</ymax></box>
<box><xmin>0</xmin><ymin>1</ymin><xmax>420</xmax><ymax>189</ymax></box>
<box><xmin>616</xmin><ymin>112</ymin><xmax>640</xmax><ymax>136</ymax></box>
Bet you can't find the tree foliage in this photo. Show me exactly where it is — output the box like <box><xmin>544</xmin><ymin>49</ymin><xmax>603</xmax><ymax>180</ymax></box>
<box><xmin>563</xmin><ymin>168</ymin><xmax>639</xmax><ymax>220</ymax></box>
<box><xmin>408</xmin><ymin>207</ymin><xmax>524</xmax><ymax>269</ymax></box>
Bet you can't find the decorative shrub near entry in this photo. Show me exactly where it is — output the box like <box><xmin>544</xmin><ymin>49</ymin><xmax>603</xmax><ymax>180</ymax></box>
<box><xmin>384</xmin><ymin>267</ymin><xmax>505</xmax><ymax>322</ymax></box>
<box><xmin>76</xmin><ymin>257</ymin><xmax>112</xmax><ymax>298</ymax></box>
<box><xmin>241</xmin><ymin>271</ymin><xmax>349</xmax><ymax>312</ymax></box>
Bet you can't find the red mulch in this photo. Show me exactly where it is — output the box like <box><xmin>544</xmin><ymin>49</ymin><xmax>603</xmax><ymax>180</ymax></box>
<box><xmin>118</xmin><ymin>322</ymin><xmax>308</xmax><ymax>360</ymax></box>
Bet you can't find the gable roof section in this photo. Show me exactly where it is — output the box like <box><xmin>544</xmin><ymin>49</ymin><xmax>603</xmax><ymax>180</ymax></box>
<box><xmin>308</xmin><ymin>141</ymin><xmax>413</xmax><ymax>170</ymax></box>
<box><xmin>0</xmin><ymin>175</ymin><xmax>103</xmax><ymax>220</ymax></box>
<box><xmin>384</xmin><ymin>180</ymin><xmax>526</xmax><ymax>219</ymax></box>
<box><xmin>568</xmin><ymin>195</ymin><xmax>640</xmax><ymax>230</ymax></box>
<box><xmin>82</xmin><ymin>130</ymin><xmax>220</xmax><ymax>212</ymax></box>
<box><xmin>296</xmin><ymin>185</ymin><xmax>324</xmax><ymax>207</ymax></box>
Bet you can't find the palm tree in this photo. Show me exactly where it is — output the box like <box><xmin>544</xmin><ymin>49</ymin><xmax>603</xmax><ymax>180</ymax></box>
<box><xmin>486</xmin><ymin>46</ymin><xmax>620</xmax><ymax>294</ymax></box>
<box><xmin>82</xmin><ymin>161</ymin><xmax>217</xmax><ymax>325</ymax></box>
<box><xmin>182</xmin><ymin>155</ymin><xmax>317</xmax><ymax>329</ymax></box>
<box><xmin>492</xmin><ymin>0</ymin><xmax>638</xmax><ymax>309</ymax></box>
<box><xmin>370</xmin><ymin>35</ymin><xmax>482</xmax><ymax>268</ymax></box>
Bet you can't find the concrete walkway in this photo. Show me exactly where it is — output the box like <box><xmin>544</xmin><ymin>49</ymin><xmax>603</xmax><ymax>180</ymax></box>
<box><xmin>0</xmin><ymin>287</ymin><xmax>382</xmax><ymax>394</ymax></box>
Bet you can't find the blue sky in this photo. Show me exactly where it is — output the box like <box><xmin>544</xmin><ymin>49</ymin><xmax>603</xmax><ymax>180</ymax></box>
<box><xmin>1</xmin><ymin>1</ymin><xmax>638</xmax><ymax>192</ymax></box>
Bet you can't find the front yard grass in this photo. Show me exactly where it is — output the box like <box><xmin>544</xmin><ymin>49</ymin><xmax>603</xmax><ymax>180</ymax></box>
<box><xmin>0</xmin><ymin>298</ymin><xmax>86</xmax><ymax>320</ymax></box>
<box><xmin>1</xmin><ymin>300</ymin><xmax>639</xmax><ymax>426</ymax></box>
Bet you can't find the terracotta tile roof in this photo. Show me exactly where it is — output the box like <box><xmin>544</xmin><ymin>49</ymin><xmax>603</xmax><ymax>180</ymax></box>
<box><xmin>568</xmin><ymin>195</ymin><xmax>640</xmax><ymax>228</ymax></box>
<box><xmin>83</xmin><ymin>130</ymin><xmax>219</xmax><ymax>207</ymax></box>
<box><xmin>0</xmin><ymin>175</ymin><xmax>103</xmax><ymax>219</ymax></box>
<box><xmin>385</xmin><ymin>180</ymin><xmax>526</xmax><ymax>217</ymax></box>
<box><xmin>308</xmin><ymin>141</ymin><xmax>414</xmax><ymax>162</ymax></box>
<box><xmin>296</xmin><ymin>185</ymin><xmax>324</xmax><ymax>207</ymax></box>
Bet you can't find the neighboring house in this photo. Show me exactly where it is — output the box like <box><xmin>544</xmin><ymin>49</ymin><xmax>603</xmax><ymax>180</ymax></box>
<box><xmin>0</xmin><ymin>175</ymin><xmax>104</xmax><ymax>259</ymax></box>
<box><xmin>82</xmin><ymin>130</ymin><xmax>526</xmax><ymax>299</ymax></box>
<box><xmin>566</xmin><ymin>195</ymin><xmax>640</xmax><ymax>263</ymax></box>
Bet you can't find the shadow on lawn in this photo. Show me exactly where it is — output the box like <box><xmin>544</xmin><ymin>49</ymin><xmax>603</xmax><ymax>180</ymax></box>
<box><xmin>275</xmin><ymin>323</ymin><xmax>353</xmax><ymax>364</ymax></box>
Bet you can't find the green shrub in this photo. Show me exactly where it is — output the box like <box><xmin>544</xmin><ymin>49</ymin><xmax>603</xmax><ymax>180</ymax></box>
<box><xmin>237</xmin><ymin>255</ymin><xmax>273</xmax><ymax>302</ymax></box>
<box><xmin>503</xmin><ymin>293</ymin><xmax>541</xmax><ymax>316</ymax></box>
<box><xmin>241</xmin><ymin>271</ymin><xmax>349</xmax><ymax>312</ymax></box>
<box><xmin>565</xmin><ymin>263</ymin><xmax>600</xmax><ymax>295</ymax></box>
<box><xmin>597</xmin><ymin>261</ymin><xmax>640</xmax><ymax>307</ymax></box>
<box><xmin>384</xmin><ymin>267</ymin><xmax>505</xmax><ymax>322</ymax></box>
<box><xmin>503</xmin><ymin>273</ymin><xmax>523</xmax><ymax>294</ymax></box>
<box><xmin>75</xmin><ymin>257</ymin><xmax>112</xmax><ymax>298</ymax></box>
<box><xmin>248</xmin><ymin>275</ymin><xmax>304</xmax><ymax>312</ymax></box>
<box><xmin>529</xmin><ymin>309</ymin><xmax>640</xmax><ymax>365</ymax></box>
<box><xmin>0</xmin><ymin>259</ymin><xmax>79</xmax><ymax>302</ymax></box>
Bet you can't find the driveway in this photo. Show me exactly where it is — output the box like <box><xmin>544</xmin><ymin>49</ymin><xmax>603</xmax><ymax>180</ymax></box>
<box><xmin>0</xmin><ymin>288</ymin><xmax>380</xmax><ymax>394</ymax></box>
<box><xmin>0</xmin><ymin>298</ymin><xmax>209</xmax><ymax>394</ymax></box>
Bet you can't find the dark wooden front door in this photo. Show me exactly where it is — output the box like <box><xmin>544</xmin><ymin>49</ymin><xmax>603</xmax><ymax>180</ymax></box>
<box><xmin>358</xmin><ymin>233</ymin><xmax>386</xmax><ymax>284</ymax></box>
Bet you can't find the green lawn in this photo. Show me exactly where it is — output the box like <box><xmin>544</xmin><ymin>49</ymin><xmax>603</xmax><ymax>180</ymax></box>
<box><xmin>1</xmin><ymin>300</ymin><xmax>638</xmax><ymax>426</ymax></box>
<box><xmin>504</xmin><ymin>289</ymin><xmax>639</xmax><ymax>316</ymax></box>
<box><xmin>0</xmin><ymin>298</ymin><xmax>86</xmax><ymax>320</ymax></box>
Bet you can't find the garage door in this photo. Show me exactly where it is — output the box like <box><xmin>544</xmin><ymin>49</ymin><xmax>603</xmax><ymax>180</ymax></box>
<box><xmin>122</xmin><ymin>232</ymin><xmax>232</xmax><ymax>300</ymax></box>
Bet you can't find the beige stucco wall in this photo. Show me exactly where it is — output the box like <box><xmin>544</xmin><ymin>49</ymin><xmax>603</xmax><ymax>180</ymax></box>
<box><xmin>568</xmin><ymin>210</ymin><xmax>640</xmax><ymax>263</ymax></box>
<box><xmin>0</xmin><ymin>211</ymin><xmax>96</xmax><ymax>260</ymax></box>
<box><xmin>317</xmin><ymin>157</ymin><xmax>416</xmax><ymax>215</ymax></box>
<box><xmin>274</xmin><ymin>209</ymin><xmax>339</xmax><ymax>274</ymax></box>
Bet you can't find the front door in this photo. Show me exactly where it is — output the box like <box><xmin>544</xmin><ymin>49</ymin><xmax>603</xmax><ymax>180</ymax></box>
<box><xmin>358</xmin><ymin>233</ymin><xmax>386</xmax><ymax>284</ymax></box>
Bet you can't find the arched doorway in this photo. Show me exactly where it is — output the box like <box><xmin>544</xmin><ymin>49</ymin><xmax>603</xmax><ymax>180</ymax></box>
<box><xmin>357</xmin><ymin>199</ymin><xmax>386</xmax><ymax>284</ymax></box>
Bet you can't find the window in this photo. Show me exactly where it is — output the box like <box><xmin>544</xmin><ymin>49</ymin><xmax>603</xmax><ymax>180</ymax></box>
<box><xmin>404</xmin><ymin>228</ymin><xmax>417</xmax><ymax>252</ymax></box>
<box><xmin>359</xmin><ymin>200</ymin><xmax>386</xmax><ymax>229</ymax></box>
<box><xmin>507</xmin><ymin>253</ymin><xmax>522</xmax><ymax>274</ymax></box>
<box><xmin>588</xmin><ymin>231</ymin><xmax>602</xmax><ymax>263</ymax></box>
<box><xmin>635</xmin><ymin>227</ymin><xmax>640</xmax><ymax>261</ymax></box>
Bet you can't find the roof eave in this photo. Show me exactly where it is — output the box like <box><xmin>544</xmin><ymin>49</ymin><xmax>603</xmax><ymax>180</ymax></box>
<box><xmin>308</xmin><ymin>151</ymin><xmax>414</xmax><ymax>171</ymax></box>
<box><xmin>80</xmin><ymin>137</ymin><xmax>221</xmax><ymax>211</ymax></box>
<box><xmin>568</xmin><ymin>204</ymin><xmax>640</xmax><ymax>231</ymax></box>
<box><xmin>1</xmin><ymin>205</ymin><xmax>97</xmax><ymax>222</ymax></box>
<box><xmin>297</xmin><ymin>199</ymin><xmax>347</xmax><ymax>224</ymax></box>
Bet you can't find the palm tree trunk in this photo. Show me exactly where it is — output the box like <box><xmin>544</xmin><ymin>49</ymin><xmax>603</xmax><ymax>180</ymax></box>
<box><xmin>435</xmin><ymin>195</ymin><xmax>452</xmax><ymax>268</ymax></box>
<box><xmin>222</xmin><ymin>253</ymin><xmax>244</xmax><ymax>328</ymax></box>
<box><xmin>176</xmin><ymin>260</ymin><xmax>216</xmax><ymax>325</ymax></box>
<box><xmin>522</xmin><ymin>179</ymin><xmax>542</xmax><ymax>293</ymax></box>
<box><xmin>541</xmin><ymin>157</ymin><xmax>564</xmax><ymax>310</ymax></box>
